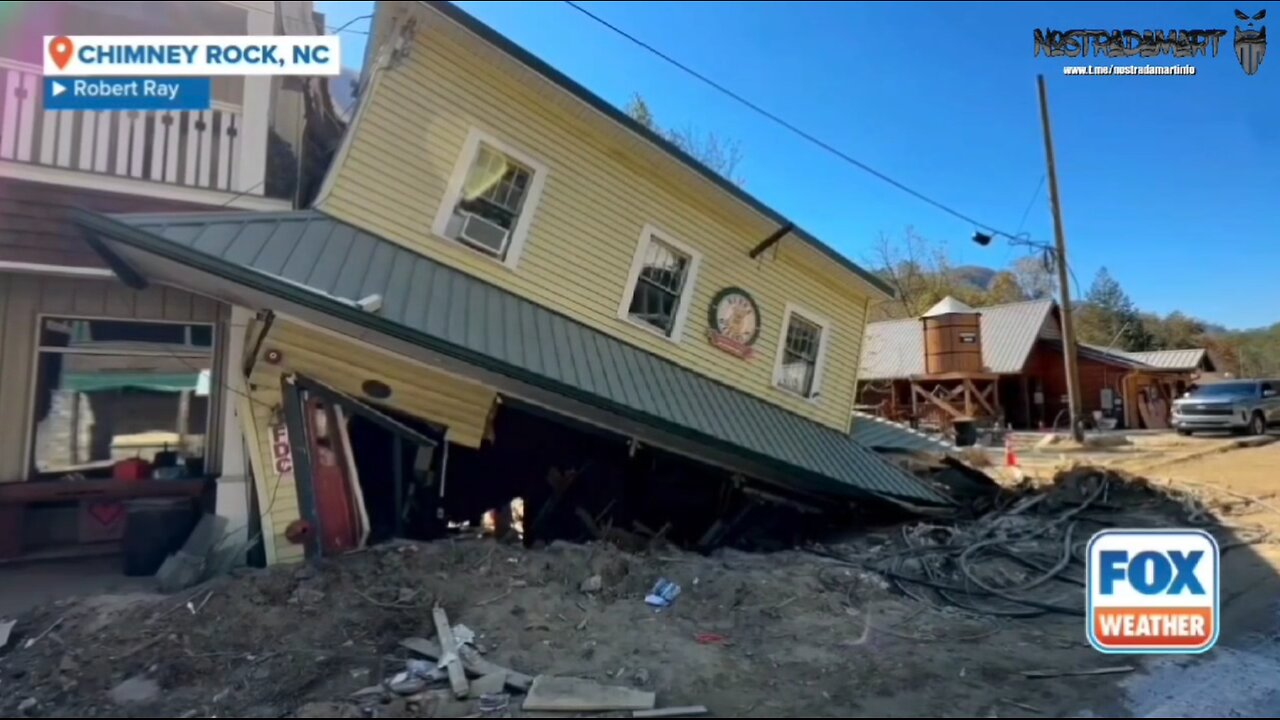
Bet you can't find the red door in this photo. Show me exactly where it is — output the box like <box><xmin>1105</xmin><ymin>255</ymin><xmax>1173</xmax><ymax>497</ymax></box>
<box><xmin>304</xmin><ymin>399</ymin><xmax>361</xmax><ymax>555</ymax></box>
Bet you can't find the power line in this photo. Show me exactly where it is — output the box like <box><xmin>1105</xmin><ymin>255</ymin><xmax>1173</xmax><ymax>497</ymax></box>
<box><xmin>237</xmin><ymin>2</ymin><xmax>371</xmax><ymax>36</ymax></box>
<box><xmin>1015</xmin><ymin>175</ymin><xmax>1045</xmax><ymax>237</ymax></box>
<box><xmin>562</xmin><ymin>0</ymin><xmax>1026</xmax><ymax>242</ymax></box>
<box><xmin>328</xmin><ymin>13</ymin><xmax>373</xmax><ymax>36</ymax></box>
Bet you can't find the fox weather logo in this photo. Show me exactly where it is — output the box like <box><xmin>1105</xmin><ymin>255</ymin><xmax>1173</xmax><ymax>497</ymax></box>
<box><xmin>1086</xmin><ymin>529</ymin><xmax>1220</xmax><ymax>654</ymax></box>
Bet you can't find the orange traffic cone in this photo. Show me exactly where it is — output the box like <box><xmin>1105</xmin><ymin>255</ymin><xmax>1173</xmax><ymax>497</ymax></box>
<box><xmin>1005</xmin><ymin>436</ymin><xmax>1019</xmax><ymax>468</ymax></box>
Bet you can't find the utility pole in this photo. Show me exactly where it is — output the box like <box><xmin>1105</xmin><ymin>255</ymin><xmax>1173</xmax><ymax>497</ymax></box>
<box><xmin>1037</xmin><ymin>74</ymin><xmax>1085</xmax><ymax>442</ymax></box>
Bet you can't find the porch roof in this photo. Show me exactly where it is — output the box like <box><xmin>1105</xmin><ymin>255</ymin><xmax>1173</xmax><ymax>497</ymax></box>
<box><xmin>74</xmin><ymin>209</ymin><xmax>949</xmax><ymax>506</ymax></box>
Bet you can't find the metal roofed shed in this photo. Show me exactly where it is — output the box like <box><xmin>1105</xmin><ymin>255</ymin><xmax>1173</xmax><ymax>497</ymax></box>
<box><xmin>860</xmin><ymin>299</ymin><xmax>1057</xmax><ymax>381</ymax></box>
<box><xmin>75</xmin><ymin>209</ymin><xmax>950</xmax><ymax>508</ymax></box>
<box><xmin>859</xmin><ymin>298</ymin><xmax>1213</xmax><ymax>433</ymax></box>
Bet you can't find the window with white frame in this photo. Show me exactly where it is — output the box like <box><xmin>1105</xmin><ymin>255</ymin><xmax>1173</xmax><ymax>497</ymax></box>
<box><xmin>30</xmin><ymin>318</ymin><xmax>215</xmax><ymax>478</ymax></box>
<box><xmin>774</xmin><ymin>306</ymin><xmax>829</xmax><ymax>398</ymax></box>
<box><xmin>619</xmin><ymin>226</ymin><xmax>701</xmax><ymax>339</ymax></box>
<box><xmin>433</xmin><ymin>129</ymin><xmax>548</xmax><ymax>267</ymax></box>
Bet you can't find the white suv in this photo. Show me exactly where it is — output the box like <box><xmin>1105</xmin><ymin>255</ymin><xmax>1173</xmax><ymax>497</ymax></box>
<box><xmin>1172</xmin><ymin>379</ymin><xmax>1280</xmax><ymax>436</ymax></box>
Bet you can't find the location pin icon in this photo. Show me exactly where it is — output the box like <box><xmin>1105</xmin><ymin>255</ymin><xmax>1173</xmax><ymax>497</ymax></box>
<box><xmin>49</xmin><ymin>37</ymin><xmax>74</xmax><ymax>70</ymax></box>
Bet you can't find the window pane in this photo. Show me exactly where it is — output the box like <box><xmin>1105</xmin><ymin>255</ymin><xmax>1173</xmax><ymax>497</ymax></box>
<box><xmin>40</xmin><ymin>318</ymin><xmax>213</xmax><ymax>353</ymax></box>
<box><xmin>628</xmin><ymin>238</ymin><xmax>690</xmax><ymax>335</ymax></box>
<box><xmin>457</xmin><ymin>145</ymin><xmax>533</xmax><ymax>232</ymax></box>
<box><xmin>778</xmin><ymin>313</ymin><xmax>823</xmax><ymax>396</ymax></box>
<box><xmin>779</xmin><ymin>352</ymin><xmax>816</xmax><ymax>396</ymax></box>
<box><xmin>785</xmin><ymin>315</ymin><xmax>821</xmax><ymax>361</ymax></box>
<box><xmin>32</xmin><ymin>352</ymin><xmax>212</xmax><ymax>476</ymax></box>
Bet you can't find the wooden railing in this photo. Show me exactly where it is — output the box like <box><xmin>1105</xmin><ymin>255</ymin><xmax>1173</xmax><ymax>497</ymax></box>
<box><xmin>0</xmin><ymin>58</ymin><xmax>246</xmax><ymax>192</ymax></box>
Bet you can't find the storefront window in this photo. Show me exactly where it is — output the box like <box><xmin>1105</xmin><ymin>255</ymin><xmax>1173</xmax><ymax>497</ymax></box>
<box><xmin>30</xmin><ymin>317</ymin><xmax>215</xmax><ymax>478</ymax></box>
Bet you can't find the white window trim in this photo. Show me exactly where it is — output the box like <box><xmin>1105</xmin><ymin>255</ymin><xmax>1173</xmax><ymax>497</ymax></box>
<box><xmin>430</xmin><ymin>127</ymin><xmax>550</xmax><ymax>271</ymax></box>
<box><xmin>616</xmin><ymin>224</ymin><xmax>704</xmax><ymax>344</ymax></box>
<box><xmin>772</xmin><ymin>302</ymin><xmax>834</xmax><ymax>403</ymax></box>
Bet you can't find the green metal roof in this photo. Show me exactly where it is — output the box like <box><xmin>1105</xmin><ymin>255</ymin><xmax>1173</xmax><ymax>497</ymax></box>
<box><xmin>416</xmin><ymin>0</ymin><xmax>894</xmax><ymax>299</ymax></box>
<box><xmin>76</xmin><ymin>209</ymin><xmax>949</xmax><ymax>506</ymax></box>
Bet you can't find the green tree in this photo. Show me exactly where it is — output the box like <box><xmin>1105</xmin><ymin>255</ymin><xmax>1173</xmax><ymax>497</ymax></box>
<box><xmin>1073</xmin><ymin>267</ymin><xmax>1153</xmax><ymax>351</ymax></box>
<box><xmin>624</xmin><ymin>93</ymin><xmax>745</xmax><ymax>186</ymax></box>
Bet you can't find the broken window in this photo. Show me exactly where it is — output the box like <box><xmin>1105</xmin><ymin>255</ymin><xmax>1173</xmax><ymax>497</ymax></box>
<box><xmin>30</xmin><ymin>317</ymin><xmax>215</xmax><ymax>477</ymax></box>
<box><xmin>775</xmin><ymin>307</ymin><xmax>828</xmax><ymax>398</ymax></box>
<box><xmin>622</xmin><ymin>227</ymin><xmax>701</xmax><ymax>339</ymax></box>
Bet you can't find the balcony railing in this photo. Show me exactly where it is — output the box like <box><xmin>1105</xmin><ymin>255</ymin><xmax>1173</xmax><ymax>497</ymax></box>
<box><xmin>0</xmin><ymin>58</ymin><xmax>245</xmax><ymax>192</ymax></box>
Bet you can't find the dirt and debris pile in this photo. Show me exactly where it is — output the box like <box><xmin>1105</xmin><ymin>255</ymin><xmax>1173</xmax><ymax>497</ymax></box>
<box><xmin>818</xmin><ymin>466</ymin><xmax>1273</xmax><ymax>619</ymax></box>
<box><xmin>0</xmin><ymin>465</ymin><xmax>1271</xmax><ymax>717</ymax></box>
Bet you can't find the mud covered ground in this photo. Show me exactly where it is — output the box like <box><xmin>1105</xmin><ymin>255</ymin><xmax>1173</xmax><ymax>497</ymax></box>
<box><xmin>3</xmin><ymin>462</ymin><xmax>1274</xmax><ymax>718</ymax></box>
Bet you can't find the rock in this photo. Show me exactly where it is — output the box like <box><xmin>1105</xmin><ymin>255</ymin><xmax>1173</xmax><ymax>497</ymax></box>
<box><xmin>471</xmin><ymin>672</ymin><xmax>508</xmax><ymax>696</ymax></box>
<box><xmin>579</xmin><ymin>575</ymin><xmax>603</xmax><ymax>594</ymax></box>
<box><xmin>109</xmin><ymin>676</ymin><xmax>160</xmax><ymax>705</ymax></box>
<box><xmin>632</xmin><ymin>668</ymin><xmax>651</xmax><ymax>687</ymax></box>
<box><xmin>155</xmin><ymin>551</ymin><xmax>206</xmax><ymax>594</ymax></box>
<box><xmin>289</xmin><ymin>587</ymin><xmax>325</xmax><ymax>605</ymax></box>
<box><xmin>18</xmin><ymin>698</ymin><xmax>37</xmax><ymax>716</ymax></box>
<box><xmin>58</xmin><ymin>656</ymin><xmax>79</xmax><ymax>673</ymax></box>
<box><xmin>396</xmin><ymin>587</ymin><xmax>418</xmax><ymax>604</ymax></box>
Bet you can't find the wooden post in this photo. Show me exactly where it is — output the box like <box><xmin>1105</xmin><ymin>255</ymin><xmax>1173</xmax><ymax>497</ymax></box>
<box><xmin>1021</xmin><ymin>375</ymin><xmax>1032</xmax><ymax>430</ymax></box>
<box><xmin>1038</xmin><ymin>74</ymin><xmax>1085</xmax><ymax>442</ymax></box>
<box><xmin>176</xmin><ymin>389</ymin><xmax>191</xmax><ymax>455</ymax></box>
<box><xmin>236</xmin><ymin>6</ymin><xmax>274</xmax><ymax>196</ymax></box>
<box><xmin>69</xmin><ymin>391</ymin><xmax>81</xmax><ymax>466</ymax></box>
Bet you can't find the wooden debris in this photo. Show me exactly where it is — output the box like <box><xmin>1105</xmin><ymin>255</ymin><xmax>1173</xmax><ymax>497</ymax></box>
<box><xmin>1021</xmin><ymin>665</ymin><xmax>1134</xmax><ymax>679</ymax></box>
<box><xmin>634</xmin><ymin>706</ymin><xmax>710</xmax><ymax>718</ymax></box>
<box><xmin>522</xmin><ymin>675</ymin><xmax>656</xmax><ymax>712</ymax></box>
<box><xmin>1000</xmin><ymin>698</ymin><xmax>1043</xmax><ymax>713</ymax></box>
<box><xmin>401</xmin><ymin>637</ymin><xmax>533</xmax><ymax>692</ymax></box>
<box><xmin>432</xmin><ymin>606</ymin><xmax>470</xmax><ymax>699</ymax></box>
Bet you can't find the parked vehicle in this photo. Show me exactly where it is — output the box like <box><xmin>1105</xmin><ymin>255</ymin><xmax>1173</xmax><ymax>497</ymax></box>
<box><xmin>1171</xmin><ymin>379</ymin><xmax>1280</xmax><ymax>436</ymax></box>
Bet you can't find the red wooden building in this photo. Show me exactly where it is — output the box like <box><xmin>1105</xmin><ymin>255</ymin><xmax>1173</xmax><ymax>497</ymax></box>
<box><xmin>857</xmin><ymin>298</ymin><xmax>1217</xmax><ymax>432</ymax></box>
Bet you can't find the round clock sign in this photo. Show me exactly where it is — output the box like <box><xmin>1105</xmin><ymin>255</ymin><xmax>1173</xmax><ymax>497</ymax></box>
<box><xmin>707</xmin><ymin>287</ymin><xmax>760</xmax><ymax>359</ymax></box>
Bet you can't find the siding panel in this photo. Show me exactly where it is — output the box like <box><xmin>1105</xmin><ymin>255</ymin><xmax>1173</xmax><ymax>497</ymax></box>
<box><xmin>318</xmin><ymin>14</ymin><xmax>874</xmax><ymax>432</ymax></box>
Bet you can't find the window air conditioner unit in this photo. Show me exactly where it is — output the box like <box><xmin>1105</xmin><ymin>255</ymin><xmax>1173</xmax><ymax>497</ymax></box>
<box><xmin>456</xmin><ymin>211</ymin><xmax>511</xmax><ymax>256</ymax></box>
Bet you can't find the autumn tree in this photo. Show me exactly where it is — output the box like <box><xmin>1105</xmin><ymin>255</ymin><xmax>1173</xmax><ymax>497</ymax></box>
<box><xmin>625</xmin><ymin>94</ymin><xmax>745</xmax><ymax>186</ymax></box>
<box><xmin>1146</xmin><ymin>311</ymin><xmax>1208</xmax><ymax>350</ymax></box>
<box><xmin>984</xmin><ymin>272</ymin><xmax>1028</xmax><ymax>305</ymax></box>
<box><xmin>867</xmin><ymin>228</ymin><xmax>959</xmax><ymax>319</ymax></box>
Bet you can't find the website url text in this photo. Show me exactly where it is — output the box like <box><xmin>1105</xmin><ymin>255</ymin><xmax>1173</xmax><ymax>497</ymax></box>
<box><xmin>1063</xmin><ymin>65</ymin><xmax>1197</xmax><ymax>77</ymax></box>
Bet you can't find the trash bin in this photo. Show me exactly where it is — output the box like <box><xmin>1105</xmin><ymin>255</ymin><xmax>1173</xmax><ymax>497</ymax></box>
<box><xmin>122</xmin><ymin>497</ymin><xmax>197</xmax><ymax>577</ymax></box>
<box><xmin>954</xmin><ymin>420</ymin><xmax>977</xmax><ymax>447</ymax></box>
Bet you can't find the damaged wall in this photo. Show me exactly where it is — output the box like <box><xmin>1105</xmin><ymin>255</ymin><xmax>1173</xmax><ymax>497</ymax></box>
<box><xmin>237</xmin><ymin>317</ymin><xmax>497</xmax><ymax>563</ymax></box>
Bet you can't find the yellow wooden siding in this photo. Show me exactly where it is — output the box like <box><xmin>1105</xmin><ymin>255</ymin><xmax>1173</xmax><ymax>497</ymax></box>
<box><xmin>238</xmin><ymin>319</ymin><xmax>497</xmax><ymax>564</ymax></box>
<box><xmin>318</xmin><ymin>15</ymin><xmax>872</xmax><ymax>432</ymax></box>
<box><xmin>256</xmin><ymin>320</ymin><xmax>496</xmax><ymax>447</ymax></box>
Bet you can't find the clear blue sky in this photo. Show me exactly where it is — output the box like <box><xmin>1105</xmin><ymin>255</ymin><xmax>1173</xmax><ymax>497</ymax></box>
<box><xmin>317</xmin><ymin>1</ymin><xmax>1278</xmax><ymax>330</ymax></box>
